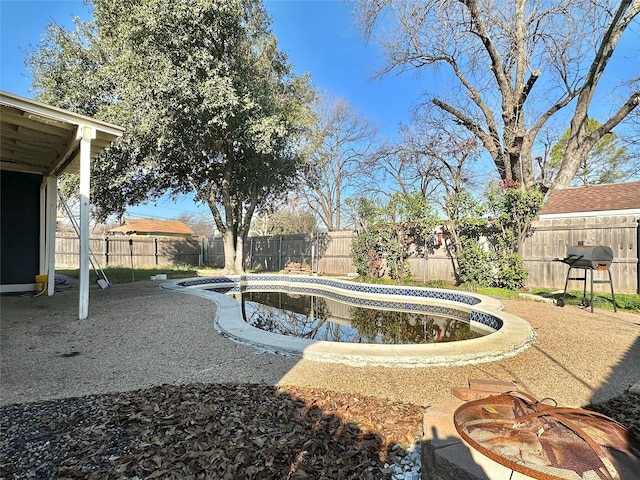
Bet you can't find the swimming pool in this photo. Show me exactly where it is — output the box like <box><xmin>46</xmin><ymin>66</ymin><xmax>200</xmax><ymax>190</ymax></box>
<box><xmin>164</xmin><ymin>275</ymin><xmax>535</xmax><ymax>367</ymax></box>
<box><xmin>210</xmin><ymin>287</ymin><xmax>494</xmax><ymax>344</ymax></box>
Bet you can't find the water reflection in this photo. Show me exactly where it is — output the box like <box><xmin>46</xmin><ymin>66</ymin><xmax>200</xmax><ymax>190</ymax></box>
<box><xmin>232</xmin><ymin>291</ymin><xmax>485</xmax><ymax>345</ymax></box>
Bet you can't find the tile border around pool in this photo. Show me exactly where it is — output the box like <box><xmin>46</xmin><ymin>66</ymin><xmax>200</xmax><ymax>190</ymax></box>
<box><xmin>162</xmin><ymin>275</ymin><xmax>536</xmax><ymax>367</ymax></box>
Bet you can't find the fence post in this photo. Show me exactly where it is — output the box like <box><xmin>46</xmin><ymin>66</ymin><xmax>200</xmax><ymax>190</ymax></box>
<box><xmin>128</xmin><ymin>238</ymin><xmax>135</xmax><ymax>281</ymax></box>
<box><xmin>637</xmin><ymin>218</ymin><xmax>639</xmax><ymax>294</ymax></box>
<box><xmin>104</xmin><ymin>236</ymin><xmax>109</xmax><ymax>266</ymax></box>
<box><xmin>279</xmin><ymin>235</ymin><xmax>282</xmax><ymax>271</ymax></box>
<box><xmin>249</xmin><ymin>237</ymin><xmax>254</xmax><ymax>270</ymax></box>
<box><xmin>154</xmin><ymin>238</ymin><xmax>159</xmax><ymax>265</ymax></box>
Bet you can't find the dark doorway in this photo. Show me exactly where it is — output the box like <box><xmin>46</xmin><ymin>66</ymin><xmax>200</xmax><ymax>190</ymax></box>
<box><xmin>1</xmin><ymin>171</ymin><xmax>41</xmax><ymax>286</ymax></box>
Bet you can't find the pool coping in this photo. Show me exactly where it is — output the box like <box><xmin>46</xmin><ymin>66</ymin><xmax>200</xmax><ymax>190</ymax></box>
<box><xmin>162</xmin><ymin>275</ymin><xmax>536</xmax><ymax>368</ymax></box>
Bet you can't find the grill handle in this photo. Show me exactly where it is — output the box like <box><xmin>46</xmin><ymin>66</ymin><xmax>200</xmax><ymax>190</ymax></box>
<box><xmin>554</xmin><ymin>254</ymin><xmax>584</xmax><ymax>265</ymax></box>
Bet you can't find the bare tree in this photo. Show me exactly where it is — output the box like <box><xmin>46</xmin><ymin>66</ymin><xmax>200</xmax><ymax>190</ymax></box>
<box><xmin>399</xmin><ymin>113</ymin><xmax>483</xmax><ymax>198</ymax></box>
<box><xmin>250</xmin><ymin>197</ymin><xmax>317</xmax><ymax>235</ymax></box>
<box><xmin>301</xmin><ymin>95</ymin><xmax>379</xmax><ymax>230</ymax></box>
<box><xmin>360</xmin><ymin>107</ymin><xmax>482</xmax><ymax>202</ymax></box>
<box><xmin>174</xmin><ymin>212</ymin><xmax>217</xmax><ymax>237</ymax></box>
<box><xmin>355</xmin><ymin>0</ymin><xmax>640</xmax><ymax>192</ymax></box>
<box><xmin>360</xmin><ymin>139</ymin><xmax>444</xmax><ymax>200</ymax></box>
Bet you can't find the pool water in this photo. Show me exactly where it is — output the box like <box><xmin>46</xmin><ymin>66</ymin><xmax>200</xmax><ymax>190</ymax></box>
<box><xmin>227</xmin><ymin>290</ymin><xmax>487</xmax><ymax>345</ymax></box>
<box><xmin>174</xmin><ymin>275</ymin><xmax>534</xmax><ymax>366</ymax></box>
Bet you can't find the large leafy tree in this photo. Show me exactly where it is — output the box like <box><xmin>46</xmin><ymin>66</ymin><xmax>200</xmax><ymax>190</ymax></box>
<box><xmin>547</xmin><ymin>118</ymin><xmax>637</xmax><ymax>186</ymax></box>
<box><xmin>355</xmin><ymin>0</ymin><xmax>639</xmax><ymax>192</ymax></box>
<box><xmin>27</xmin><ymin>0</ymin><xmax>315</xmax><ymax>273</ymax></box>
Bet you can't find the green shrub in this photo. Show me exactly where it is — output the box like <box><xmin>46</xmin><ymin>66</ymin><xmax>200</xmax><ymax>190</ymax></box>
<box><xmin>457</xmin><ymin>242</ymin><xmax>493</xmax><ymax>287</ymax></box>
<box><xmin>351</xmin><ymin>229</ymin><xmax>383</xmax><ymax>278</ymax></box>
<box><xmin>493</xmin><ymin>253</ymin><xmax>528</xmax><ymax>290</ymax></box>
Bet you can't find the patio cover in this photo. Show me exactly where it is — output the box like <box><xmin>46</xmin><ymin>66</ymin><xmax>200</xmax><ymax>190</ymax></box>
<box><xmin>0</xmin><ymin>90</ymin><xmax>124</xmax><ymax>319</ymax></box>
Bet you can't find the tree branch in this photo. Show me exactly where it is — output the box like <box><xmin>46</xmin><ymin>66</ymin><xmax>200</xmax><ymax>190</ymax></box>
<box><xmin>432</xmin><ymin>97</ymin><xmax>506</xmax><ymax>177</ymax></box>
<box><xmin>461</xmin><ymin>0</ymin><xmax>511</xmax><ymax>101</ymax></box>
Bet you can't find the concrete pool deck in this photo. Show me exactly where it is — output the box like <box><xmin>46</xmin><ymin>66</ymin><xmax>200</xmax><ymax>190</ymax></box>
<box><xmin>2</xmin><ymin>278</ymin><xmax>637</xmax><ymax>410</ymax></box>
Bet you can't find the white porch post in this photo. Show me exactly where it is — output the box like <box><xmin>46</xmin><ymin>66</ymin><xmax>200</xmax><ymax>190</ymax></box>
<box><xmin>39</xmin><ymin>176</ymin><xmax>57</xmax><ymax>296</ymax></box>
<box><xmin>46</xmin><ymin>176</ymin><xmax>57</xmax><ymax>296</ymax></box>
<box><xmin>79</xmin><ymin>126</ymin><xmax>96</xmax><ymax>320</ymax></box>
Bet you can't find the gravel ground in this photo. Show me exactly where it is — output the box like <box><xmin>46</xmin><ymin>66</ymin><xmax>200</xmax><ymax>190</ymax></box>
<box><xmin>2</xmin><ymin>383</ymin><xmax>636</xmax><ymax>479</ymax></box>
<box><xmin>1</xmin><ymin>279</ymin><xmax>639</xmax><ymax>478</ymax></box>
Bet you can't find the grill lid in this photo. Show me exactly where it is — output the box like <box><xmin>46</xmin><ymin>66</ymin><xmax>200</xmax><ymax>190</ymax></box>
<box><xmin>557</xmin><ymin>245</ymin><xmax>613</xmax><ymax>270</ymax></box>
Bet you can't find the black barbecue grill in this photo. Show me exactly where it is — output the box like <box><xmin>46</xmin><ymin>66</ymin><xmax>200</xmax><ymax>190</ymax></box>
<box><xmin>554</xmin><ymin>244</ymin><xmax>617</xmax><ymax>313</ymax></box>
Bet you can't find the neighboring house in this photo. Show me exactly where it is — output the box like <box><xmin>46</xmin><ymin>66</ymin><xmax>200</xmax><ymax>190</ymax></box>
<box><xmin>108</xmin><ymin>219</ymin><xmax>195</xmax><ymax>238</ymax></box>
<box><xmin>538</xmin><ymin>181</ymin><xmax>640</xmax><ymax>219</ymax></box>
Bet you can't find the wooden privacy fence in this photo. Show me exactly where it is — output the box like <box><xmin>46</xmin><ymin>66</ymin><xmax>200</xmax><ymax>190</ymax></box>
<box><xmin>204</xmin><ymin>232</ymin><xmax>464</xmax><ymax>281</ymax></box>
<box><xmin>204</xmin><ymin>232</ymin><xmax>358</xmax><ymax>275</ymax></box>
<box><xmin>58</xmin><ymin>216</ymin><xmax>639</xmax><ymax>293</ymax></box>
<box><xmin>205</xmin><ymin>217</ymin><xmax>639</xmax><ymax>293</ymax></box>
<box><xmin>56</xmin><ymin>235</ymin><xmax>202</xmax><ymax>268</ymax></box>
<box><xmin>521</xmin><ymin>215</ymin><xmax>639</xmax><ymax>294</ymax></box>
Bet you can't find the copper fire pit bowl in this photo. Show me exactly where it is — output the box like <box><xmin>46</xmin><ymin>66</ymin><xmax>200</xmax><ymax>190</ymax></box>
<box><xmin>453</xmin><ymin>392</ymin><xmax>640</xmax><ymax>479</ymax></box>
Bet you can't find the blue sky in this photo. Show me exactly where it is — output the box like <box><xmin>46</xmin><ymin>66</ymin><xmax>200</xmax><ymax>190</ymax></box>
<box><xmin>1</xmin><ymin>0</ymin><xmax>426</xmax><ymax>221</ymax></box>
<box><xmin>0</xmin><ymin>1</ymin><xmax>423</xmax><ymax>125</ymax></box>
<box><xmin>2</xmin><ymin>1</ymin><xmax>637</xmax><ymax>221</ymax></box>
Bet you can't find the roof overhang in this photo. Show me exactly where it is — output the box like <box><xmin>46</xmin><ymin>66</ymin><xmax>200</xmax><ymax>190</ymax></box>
<box><xmin>0</xmin><ymin>90</ymin><xmax>124</xmax><ymax>177</ymax></box>
<box><xmin>538</xmin><ymin>209</ymin><xmax>640</xmax><ymax>220</ymax></box>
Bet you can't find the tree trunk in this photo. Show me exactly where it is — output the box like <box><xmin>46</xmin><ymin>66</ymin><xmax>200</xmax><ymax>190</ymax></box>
<box><xmin>554</xmin><ymin>141</ymin><xmax>585</xmax><ymax>190</ymax></box>
<box><xmin>203</xmin><ymin>185</ymin><xmax>241</xmax><ymax>274</ymax></box>
<box><xmin>234</xmin><ymin>231</ymin><xmax>246</xmax><ymax>273</ymax></box>
<box><xmin>222</xmin><ymin>229</ymin><xmax>238</xmax><ymax>274</ymax></box>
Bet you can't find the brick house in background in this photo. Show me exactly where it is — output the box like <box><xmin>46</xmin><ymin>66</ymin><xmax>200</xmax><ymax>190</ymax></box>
<box><xmin>108</xmin><ymin>219</ymin><xmax>195</xmax><ymax>238</ymax></box>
